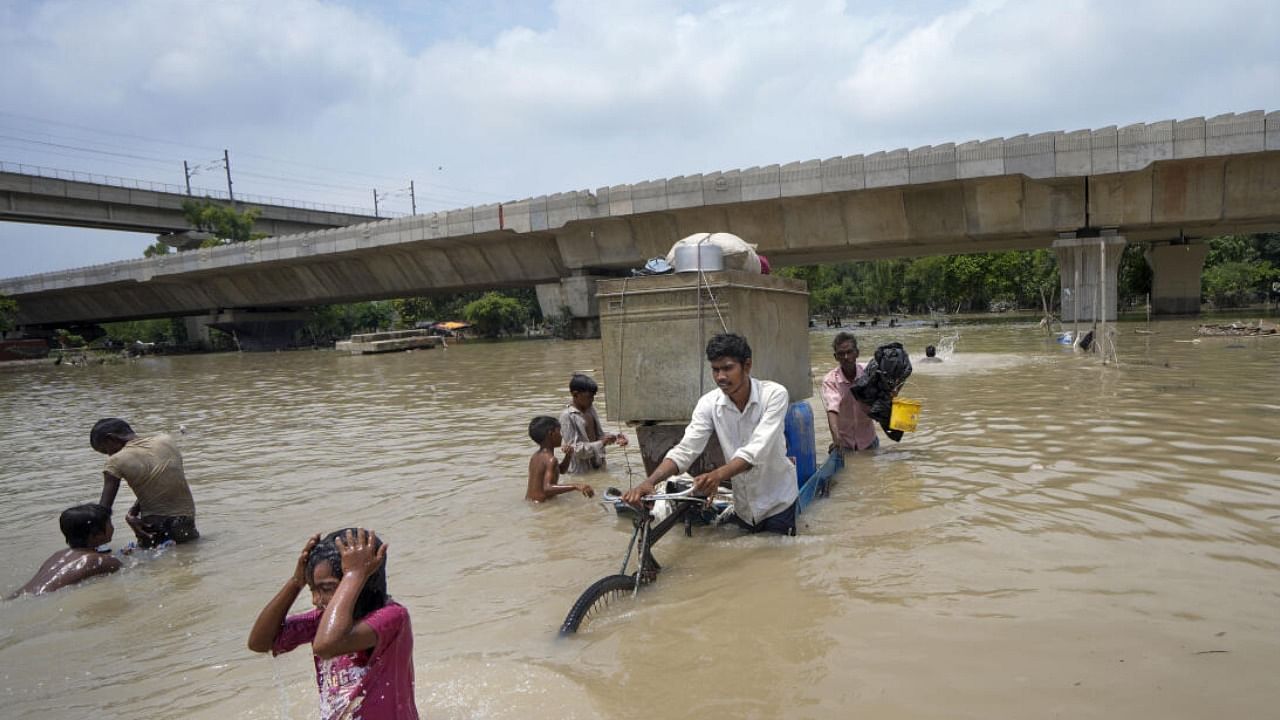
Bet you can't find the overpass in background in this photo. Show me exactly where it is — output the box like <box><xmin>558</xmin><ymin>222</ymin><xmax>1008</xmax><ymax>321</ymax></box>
<box><xmin>2</xmin><ymin>110</ymin><xmax>1278</xmax><ymax>346</ymax></box>
<box><xmin>0</xmin><ymin>163</ymin><xmax>380</xmax><ymax>236</ymax></box>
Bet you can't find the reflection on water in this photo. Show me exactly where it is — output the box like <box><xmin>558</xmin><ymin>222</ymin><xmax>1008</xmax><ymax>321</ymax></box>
<box><xmin>1</xmin><ymin>318</ymin><xmax>1278</xmax><ymax>719</ymax></box>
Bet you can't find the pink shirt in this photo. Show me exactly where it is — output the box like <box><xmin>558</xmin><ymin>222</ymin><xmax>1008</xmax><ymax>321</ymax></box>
<box><xmin>821</xmin><ymin>365</ymin><xmax>879</xmax><ymax>450</ymax></box>
<box><xmin>273</xmin><ymin>601</ymin><xmax>418</xmax><ymax>720</ymax></box>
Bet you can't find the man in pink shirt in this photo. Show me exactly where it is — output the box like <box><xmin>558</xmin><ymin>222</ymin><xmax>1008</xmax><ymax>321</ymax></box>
<box><xmin>821</xmin><ymin>332</ymin><xmax>880</xmax><ymax>454</ymax></box>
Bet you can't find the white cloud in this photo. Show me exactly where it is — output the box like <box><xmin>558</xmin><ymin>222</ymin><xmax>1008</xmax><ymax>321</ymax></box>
<box><xmin>1</xmin><ymin>0</ymin><xmax>1278</xmax><ymax>274</ymax></box>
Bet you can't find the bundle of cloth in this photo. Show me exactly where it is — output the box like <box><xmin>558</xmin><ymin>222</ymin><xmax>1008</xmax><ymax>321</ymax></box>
<box><xmin>851</xmin><ymin>342</ymin><xmax>913</xmax><ymax>442</ymax></box>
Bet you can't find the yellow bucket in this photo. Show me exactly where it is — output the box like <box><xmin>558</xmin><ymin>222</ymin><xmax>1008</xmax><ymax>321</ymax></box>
<box><xmin>889</xmin><ymin>398</ymin><xmax>921</xmax><ymax>432</ymax></box>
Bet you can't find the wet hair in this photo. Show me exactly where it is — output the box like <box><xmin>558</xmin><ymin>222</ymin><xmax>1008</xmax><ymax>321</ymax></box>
<box><xmin>90</xmin><ymin>418</ymin><xmax>134</xmax><ymax>451</ymax></box>
<box><xmin>833</xmin><ymin>332</ymin><xmax>858</xmax><ymax>352</ymax></box>
<box><xmin>306</xmin><ymin>528</ymin><xmax>388</xmax><ymax>621</ymax></box>
<box><xmin>60</xmin><ymin>504</ymin><xmax>110</xmax><ymax>549</ymax></box>
<box><xmin>705</xmin><ymin>333</ymin><xmax>751</xmax><ymax>364</ymax></box>
<box><xmin>568</xmin><ymin>373</ymin><xmax>598</xmax><ymax>394</ymax></box>
<box><xmin>528</xmin><ymin>415</ymin><xmax>560</xmax><ymax>445</ymax></box>
<box><xmin>925</xmin><ymin>345</ymin><xmax>937</xmax><ymax>357</ymax></box>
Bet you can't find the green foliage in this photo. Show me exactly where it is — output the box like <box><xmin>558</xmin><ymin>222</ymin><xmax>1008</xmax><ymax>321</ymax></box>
<box><xmin>1206</xmin><ymin>235</ymin><xmax>1259</xmax><ymax>266</ymax></box>
<box><xmin>1203</xmin><ymin>260</ymin><xmax>1273</xmax><ymax>308</ymax></box>
<box><xmin>143</xmin><ymin>240</ymin><xmax>172</xmax><ymax>258</ymax></box>
<box><xmin>1201</xmin><ymin>233</ymin><xmax>1279</xmax><ymax>307</ymax></box>
<box><xmin>780</xmin><ymin>249</ymin><xmax>1059</xmax><ymax>316</ymax></box>
<box><xmin>55</xmin><ymin>328</ymin><xmax>86</xmax><ymax>347</ymax></box>
<box><xmin>100</xmin><ymin>318</ymin><xmax>178</xmax><ymax>344</ymax></box>
<box><xmin>0</xmin><ymin>293</ymin><xmax>16</xmax><ymax>332</ymax></box>
<box><xmin>181</xmin><ymin>200</ymin><xmax>263</xmax><ymax>244</ymax></box>
<box><xmin>388</xmin><ymin>297</ymin><xmax>435</xmax><ymax>328</ymax></box>
<box><xmin>303</xmin><ymin>301</ymin><xmax>395</xmax><ymax>342</ymax></box>
<box><xmin>1116</xmin><ymin>243</ymin><xmax>1153</xmax><ymax>307</ymax></box>
<box><xmin>463</xmin><ymin>292</ymin><xmax>527</xmax><ymax>337</ymax></box>
<box><xmin>304</xmin><ymin>290</ymin><xmax>541</xmax><ymax>344</ymax></box>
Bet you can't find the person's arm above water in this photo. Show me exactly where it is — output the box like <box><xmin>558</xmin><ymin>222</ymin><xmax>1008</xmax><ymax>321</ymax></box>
<box><xmin>559</xmin><ymin>409</ymin><xmax>610</xmax><ymax>467</ymax></box>
<box><xmin>541</xmin><ymin>456</ymin><xmax>593</xmax><ymax>499</ymax></box>
<box><xmin>819</xmin><ymin>372</ymin><xmax>847</xmax><ymax>452</ymax></box>
<box><xmin>558</xmin><ymin>445</ymin><xmax>574</xmax><ymax>474</ymax></box>
<box><xmin>622</xmin><ymin>394</ymin><xmax>716</xmax><ymax>505</ymax></box>
<box><xmin>528</xmin><ymin>453</ymin><xmax>592</xmax><ymax>501</ymax></box>
<box><xmin>312</xmin><ymin>530</ymin><xmax>384</xmax><ymax>660</ymax></box>
<box><xmin>248</xmin><ymin>534</ymin><xmax>319</xmax><ymax>653</ymax></box>
<box><xmin>98</xmin><ymin>471</ymin><xmax>122</xmax><ymax>510</ymax></box>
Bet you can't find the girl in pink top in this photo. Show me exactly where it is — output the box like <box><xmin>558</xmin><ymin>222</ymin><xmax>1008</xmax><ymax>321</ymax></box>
<box><xmin>248</xmin><ymin>528</ymin><xmax>418</xmax><ymax>720</ymax></box>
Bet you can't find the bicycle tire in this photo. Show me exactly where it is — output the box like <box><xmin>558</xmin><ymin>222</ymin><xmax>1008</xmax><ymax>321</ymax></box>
<box><xmin>559</xmin><ymin>574</ymin><xmax>640</xmax><ymax>635</ymax></box>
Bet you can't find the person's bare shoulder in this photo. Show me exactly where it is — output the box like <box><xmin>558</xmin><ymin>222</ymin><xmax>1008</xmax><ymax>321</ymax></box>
<box><xmin>526</xmin><ymin>450</ymin><xmax>552</xmax><ymax>501</ymax></box>
<box><xmin>11</xmin><ymin>550</ymin><xmax>121</xmax><ymax>598</ymax></box>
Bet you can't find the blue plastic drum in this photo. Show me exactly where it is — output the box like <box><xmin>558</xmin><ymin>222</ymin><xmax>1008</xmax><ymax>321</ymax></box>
<box><xmin>784</xmin><ymin>400</ymin><xmax>817</xmax><ymax>488</ymax></box>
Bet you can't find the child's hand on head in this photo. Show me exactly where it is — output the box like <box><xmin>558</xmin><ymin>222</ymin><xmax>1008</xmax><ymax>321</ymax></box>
<box><xmin>337</xmin><ymin>529</ymin><xmax>386</xmax><ymax>578</ymax></box>
<box><xmin>292</xmin><ymin>534</ymin><xmax>321</xmax><ymax>587</ymax></box>
<box><xmin>560</xmin><ymin>444</ymin><xmax>574</xmax><ymax>457</ymax></box>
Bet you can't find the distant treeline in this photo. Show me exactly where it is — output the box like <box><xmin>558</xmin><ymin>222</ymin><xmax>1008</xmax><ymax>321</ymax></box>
<box><xmin>778</xmin><ymin>232</ymin><xmax>1279</xmax><ymax>317</ymax></box>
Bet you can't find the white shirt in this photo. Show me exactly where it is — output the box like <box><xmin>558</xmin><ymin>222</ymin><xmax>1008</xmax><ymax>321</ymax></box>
<box><xmin>664</xmin><ymin>377</ymin><xmax>798</xmax><ymax>525</ymax></box>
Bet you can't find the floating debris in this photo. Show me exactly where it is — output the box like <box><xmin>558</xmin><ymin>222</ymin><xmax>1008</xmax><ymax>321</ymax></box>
<box><xmin>1196</xmin><ymin>320</ymin><xmax>1278</xmax><ymax>337</ymax></box>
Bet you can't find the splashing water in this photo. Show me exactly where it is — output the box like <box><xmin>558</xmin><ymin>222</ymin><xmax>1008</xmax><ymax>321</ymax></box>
<box><xmin>936</xmin><ymin>332</ymin><xmax>960</xmax><ymax>358</ymax></box>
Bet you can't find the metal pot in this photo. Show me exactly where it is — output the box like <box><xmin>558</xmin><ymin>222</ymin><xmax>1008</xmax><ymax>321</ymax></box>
<box><xmin>673</xmin><ymin>243</ymin><xmax>724</xmax><ymax>273</ymax></box>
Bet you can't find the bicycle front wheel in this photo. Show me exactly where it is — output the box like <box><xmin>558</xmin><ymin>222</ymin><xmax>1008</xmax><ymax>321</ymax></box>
<box><xmin>559</xmin><ymin>574</ymin><xmax>641</xmax><ymax>635</ymax></box>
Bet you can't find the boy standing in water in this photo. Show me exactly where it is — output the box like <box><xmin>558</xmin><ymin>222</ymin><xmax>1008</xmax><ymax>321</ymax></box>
<box><xmin>91</xmin><ymin>418</ymin><xmax>198</xmax><ymax>547</ymax></box>
<box><xmin>526</xmin><ymin>416</ymin><xmax>595</xmax><ymax>502</ymax></box>
<box><xmin>558</xmin><ymin>373</ymin><xmax>628</xmax><ymax>475</ymax></box>
<box><xmin>8</xmin><ymin>504</ymin><xmax>121</xmax><ymax>598</ymax></box>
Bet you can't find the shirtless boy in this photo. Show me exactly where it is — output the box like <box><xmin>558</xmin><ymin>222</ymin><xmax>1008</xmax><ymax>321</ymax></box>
<box><xmin>9</xmin><ymin>504</ymin><xmax>121</xmax><ymax>598</ymax></box>
<box><xmin>526</xmin><ymin>416</ymin><xmax>595</xmax><ymax>502</ymax></box>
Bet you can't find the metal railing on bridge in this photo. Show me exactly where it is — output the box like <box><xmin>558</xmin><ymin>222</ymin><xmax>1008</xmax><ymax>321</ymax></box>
<box><xmin>0</xmin><ymin>160</ymin><xmax>399</xmax><ymax>218</ymax></box>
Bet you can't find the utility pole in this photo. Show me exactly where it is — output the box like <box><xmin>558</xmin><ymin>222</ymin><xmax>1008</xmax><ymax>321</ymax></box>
<box><xmin>373</xmin><ymin>189</ymin><xmax>379</xmax><ymax>218</ymax></box>
<box><xmin>409</xmin><ymin>181</ymin><xmax>416</xmax><ymax>216</ymax></box>
<box><xmin>183</xmin><ymin>161</ymin><xmax>192</xmax><ymax>195</ymax></box>
<box><xmin>223</xmin><ymin>149</ymin><xmax>234</xmax><ymax>206</ymax></box>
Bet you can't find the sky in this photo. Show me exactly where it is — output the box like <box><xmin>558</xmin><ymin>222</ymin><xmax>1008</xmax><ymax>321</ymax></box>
<box><xmin>1</xmin><ymin>0</ymin><xmax>1277</xmax><ymax>277</ymax></box>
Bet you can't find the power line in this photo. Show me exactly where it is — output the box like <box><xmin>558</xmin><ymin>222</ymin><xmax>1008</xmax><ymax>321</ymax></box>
<box><xmin>0</xmin><ymin>134</ymin><xmax>175</xmax><ymax>165</ymax></box>
<box><xmin>0</xmin><ymin>110</ymin><xmax>504</xmax><ymax>198</ymax></box>
<box><xmin>0</xmin><ymin>111</ymin><xmax>513</xmax><ymax>204</ymax></box>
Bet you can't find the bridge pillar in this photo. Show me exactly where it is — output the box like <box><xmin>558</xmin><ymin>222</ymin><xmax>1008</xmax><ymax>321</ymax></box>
<box><xmin>198</xmin><ymin>309</ymin><xmax>312</xmax><ymax>351</ymax></box>
<box><xmin>536</xmin><ymin>274</ymin><xmax>605</xmax><ymax>338</ymax></box>
<box><xmin>1145</xmin><ymin>241</ymin><xmax>1208</xmax><ymax>315</ymax></box>
<box><xmin>1053</xmin><ymin>233</ymin><xmax>1127</xmax><ymax>322</ymax></box>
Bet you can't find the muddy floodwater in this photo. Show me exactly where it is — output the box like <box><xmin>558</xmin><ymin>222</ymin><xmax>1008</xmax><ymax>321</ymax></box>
<box><xmin>1</xmin><ymin>318</ymin><xmax>1278</xmax><ymax>719</ymax></box>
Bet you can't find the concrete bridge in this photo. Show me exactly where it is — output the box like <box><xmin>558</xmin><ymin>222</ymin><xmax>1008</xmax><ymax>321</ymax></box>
<box><xmin>2</xmin><ymin>110</ymin><xmax>1278</xmax><ymax>345</ymax></box>
<box><xmin>0</xmin><ymin>167</ymin><xmax>379</xmax><ymax>236</ymax></box>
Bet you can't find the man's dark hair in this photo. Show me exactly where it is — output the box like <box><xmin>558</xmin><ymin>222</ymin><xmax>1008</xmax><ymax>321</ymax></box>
<box><xmin>528</xmin><ymin>415</ymin><xmax>560</xmax><ymax>445</ymax></box>
<box><xmin>705</xmin><ymin>333</ymin><xmax>751</xmax><ymax>364</ymax></box>
<box><xmin>925</xmin><ymin>345</ymin><xmax>937</xmax><ymax>357</ymax></box>
<box><xmin>60</xmin><ymin>504</ymin><xmax>110</xmax><ymax>549</ymax></box>
<box><xmin>307</xmin><ymin>528</ymin><xmax>388</xmax><ymax>621</ymax></box>
<box><xmin>833</xmin><ymin>332</ymin><xmax>858</xmax><ymax>352</ymax></box>
<box><xmin>90</xmin><ymin>418</ymin><xmax>134</xmax><ymax>451</ymax></box>
<box><xmin>569</xmin><ymin>373</ymin><xmax>598</xmax><ymax>394</ymax></box>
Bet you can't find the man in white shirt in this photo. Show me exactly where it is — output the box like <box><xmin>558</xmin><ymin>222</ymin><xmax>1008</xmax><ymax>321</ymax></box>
<box><xmin>622</xmin><ymin>333</ymin><xmax>799</xmax><ymax>535</ymax></box>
